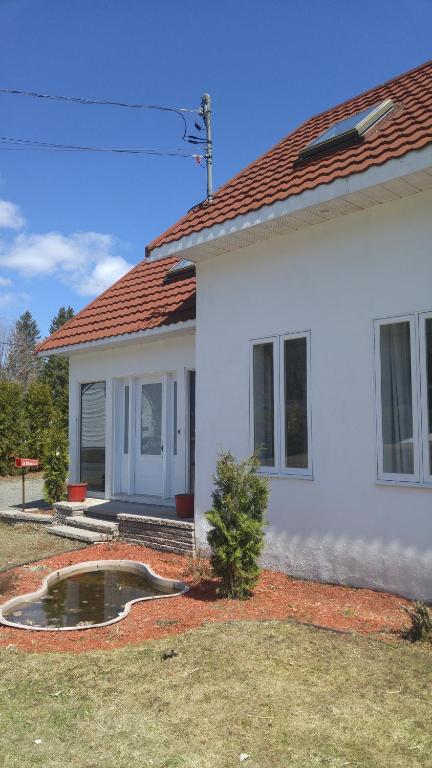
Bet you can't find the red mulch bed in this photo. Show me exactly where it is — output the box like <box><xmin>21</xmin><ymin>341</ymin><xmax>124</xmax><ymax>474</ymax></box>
<box><xmin>0</xmin><ymin>542</ymin><xmax>411</xmax><ymax>653</ymax></box>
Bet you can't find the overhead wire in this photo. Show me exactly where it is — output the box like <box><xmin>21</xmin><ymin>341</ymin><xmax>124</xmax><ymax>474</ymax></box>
<box><xmin>0</xmin><ymin>136</ymin><xmax>202</xmax><ymax>159</ymax></box>
<box><xmin>0</xmin><ymin>87</ymin><xmax>204</xmax><ymax>144</ymax></box>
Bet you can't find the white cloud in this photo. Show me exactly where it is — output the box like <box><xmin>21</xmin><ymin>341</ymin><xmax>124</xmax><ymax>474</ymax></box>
<box><xmin>0</xmin><ymin>290</ymin><xmax>30</xmax><ymax>309</ymax></box>
<box><xmin>0</xmin><ymin>200</ymin><xmax>26</xmax><ymax>230</ymax></box>
<box><xmin>0</xmin><ymin>231</ymin><xmax>133</xmax><ymax>297</ymax></box>
<box><xmin>0</xmin><ymin>276</ymin><xmax>11</xmax><ymax>287</ymax></box>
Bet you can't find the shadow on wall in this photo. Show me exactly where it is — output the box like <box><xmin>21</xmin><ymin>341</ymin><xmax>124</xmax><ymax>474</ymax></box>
<box><xmin>262</xmin><ymin>525</ymin><xmax>432</xmax><ymax>602</ymax></box>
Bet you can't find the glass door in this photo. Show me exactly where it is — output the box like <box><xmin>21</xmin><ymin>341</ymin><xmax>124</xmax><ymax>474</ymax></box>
<box><xmin>134</xmin><ymin>378</ymin><xmax>164</xmax><ymax>496</ymax></box>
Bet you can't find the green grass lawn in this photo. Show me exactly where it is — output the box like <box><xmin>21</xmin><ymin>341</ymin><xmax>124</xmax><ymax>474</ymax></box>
<box><xmin>0</xmin><ymin>524</ymin><xmax>431</xmax><ymax>767</ymax></box>
<box><xmin>0</xmin><ymin>521</ymin><xmax>84</xmax><ymax>572</ymax></box>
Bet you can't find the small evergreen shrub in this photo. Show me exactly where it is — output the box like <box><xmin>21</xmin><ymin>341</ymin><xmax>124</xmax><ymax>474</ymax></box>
<box><xmin>206</xmin><ymin>451</ymin><xmax>269</xmax><ymax>599</ymax></box>
<box><xmin>403</xmin><ymin>601</ymin><xmax>432</xmax><ymax>643</ymax></box>
<box><xmin>43</xmin><ymin>418</ymin><xmax>69</xmax><ymax>504</ymax></box>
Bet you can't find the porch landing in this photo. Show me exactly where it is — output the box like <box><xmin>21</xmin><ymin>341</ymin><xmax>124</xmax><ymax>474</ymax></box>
<box><xmin>50</xmin><ymin>498</ymin><xmax>195</xmax><ymax>554</ymax></box>
<box><xmin>85</xmin><ymin>498</ymin><xmax>179</xmax><ymax>522</ymax></box>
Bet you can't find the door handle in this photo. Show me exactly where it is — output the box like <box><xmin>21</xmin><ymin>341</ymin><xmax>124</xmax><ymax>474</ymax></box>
<box><xmin>161</xmin><ymin>444</ymin><xmax>164</xmax><ymax>453</ymax></box>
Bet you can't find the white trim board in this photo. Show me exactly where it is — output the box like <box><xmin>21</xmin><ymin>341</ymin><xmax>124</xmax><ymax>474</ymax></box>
<box><xmin>37</xmin><ymin>319</ymin><xmax>196</xmax><ymax>358</ymax></box>
<box><xmin>149</xmin><ymin>145</ymin><xmax>432</xmax><ymax>263</ymax></box>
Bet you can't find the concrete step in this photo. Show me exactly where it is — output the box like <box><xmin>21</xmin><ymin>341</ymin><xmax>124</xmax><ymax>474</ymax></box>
<box><xmin>47</xmin><ymin>525</ymin><xmax>108</xmax><ymax>544</ymax></box>
<box><xmin>0</xmin><ymin>510</ymin><xmax>54</xmax><ymax>525</ymax></box>
<box><xmin>64</xmin><ymin>515</ymin><xmax>119</xmax><ymax>536</ymax></box>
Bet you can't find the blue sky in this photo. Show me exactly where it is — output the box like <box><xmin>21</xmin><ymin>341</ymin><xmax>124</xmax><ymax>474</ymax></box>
<box><xmin>0</xmin><ymin>0</ymin><xmax>431</xmax><ymax>336</ymax></box>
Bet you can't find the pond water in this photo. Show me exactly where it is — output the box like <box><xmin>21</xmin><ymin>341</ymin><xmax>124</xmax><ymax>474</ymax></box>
<box><xmin>2</xmin><ymin>569</ymin><xmax>168</xmax><ymax>629</ymax></box>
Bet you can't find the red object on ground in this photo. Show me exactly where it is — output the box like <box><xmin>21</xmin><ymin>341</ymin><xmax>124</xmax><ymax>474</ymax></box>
<box><xmin>15</xmin><ymin>458</ymin><xmax>39</xmax><ymax>468</ymax></box>
<box><xmin>175</xmin><ymin>493</ymin><xmax>194</xmax><ymax>518</ymax></box>
<box><xmin>0</xmin><ymin>542</ymin><xmax>411</xmax><ymax>654</ymax></box>
<box><xmin>67</xmin><ymin>483</ymin><xmax>88</xmax><ymax>502</ymax></box>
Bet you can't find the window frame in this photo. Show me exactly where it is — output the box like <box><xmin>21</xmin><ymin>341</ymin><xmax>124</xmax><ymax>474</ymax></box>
<box><xmin>250</xmin><ymin>331</ymin><xmax>312</xmax><ymax>478</ymax></box>
<box><xmin>374</xmin><ymin>313</ymin><xmax>423</xmax><ymax>484</ymax></box>
<box><xmin>279</xmin><ymin>331</ymin><xmax>312</xmax><ymax>478</ymax></box>
<box><xmin>419</xmin><ymin>311</ymin><xmax>432</xmax><ymax>485</ymax></box>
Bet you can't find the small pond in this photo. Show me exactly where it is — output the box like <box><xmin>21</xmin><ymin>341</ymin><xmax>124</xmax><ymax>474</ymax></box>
<box><xmin>0</xmin><ymin>561</ymin><xmax>188</xmax><ymax>631</ymax></box>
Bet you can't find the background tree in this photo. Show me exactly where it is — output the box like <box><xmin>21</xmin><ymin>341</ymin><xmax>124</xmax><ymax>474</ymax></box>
<box><xmin>25</xmin><ymin>380</ymin><xmax>53</xmax><ymax>463</ymax></box>
<box><xmin>6</xmin><ymin>311</ymin><xmax>40</xmax><ymax>388</ymax></box>
<box><xmin>41</xmin><ymin>306</ymin><xmax>74</xmax><ymax>429</ymax></box>
<box><xmin>0</xmin><ymin>320</ymin><xmax>12</xmax><ymax>380</ymax></box>
<box><xmin>0</xmin><ymin>381</ymin><xmax>27</xmax><ymax>474</ymax></box>
<box><xmin>206</xmin><ymin>451</ymin><xmax>269</xmax><ymax>599</ymax></box>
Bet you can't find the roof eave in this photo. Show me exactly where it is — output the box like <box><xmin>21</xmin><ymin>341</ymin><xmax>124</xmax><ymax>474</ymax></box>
<box><xmin>37</xmin><ymin>318</ymin><xmax>196</xmax><ymax>357</ymax></box>
<box><xmin>148</xmin><ymin>143</ymin><xmax>432</xmax><ymax>263</ymax></box>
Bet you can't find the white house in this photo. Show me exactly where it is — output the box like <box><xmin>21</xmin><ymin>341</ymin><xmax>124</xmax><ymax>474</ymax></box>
<box><xmin>38</xmin><ymin>60</ymin><xmax>432</xmax><ymax>600</ymax></box>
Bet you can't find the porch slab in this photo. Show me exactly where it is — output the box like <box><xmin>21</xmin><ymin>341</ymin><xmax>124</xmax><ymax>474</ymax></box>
<box><xmin>84</xmin><ymin>499</ymin><xmax>179</xmax><ymax>522</ymax></box>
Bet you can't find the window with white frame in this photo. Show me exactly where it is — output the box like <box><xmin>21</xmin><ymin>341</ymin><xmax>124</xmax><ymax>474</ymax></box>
<box><xmin>250</xmin><ymin>331</ymin><xmax>312</xmax><ymax>476</ymax></box>
<box><xmin>375</xmin><ymin>312</ymin><xmax>432</xmax><ymax>484</ymax></box>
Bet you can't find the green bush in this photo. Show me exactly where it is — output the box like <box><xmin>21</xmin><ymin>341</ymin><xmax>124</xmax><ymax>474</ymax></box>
<box><xmin>0</xmin><ymin>380</ymin><xmax>27</xmax><ymax>475</ymax></box>
<box><xmin>24</xmin><ymin>380</ymin><xmax>53</xmax><ymax>465</ymax></box>
<box><xmin>43</xmin><ymin>418</ymin><xmax>69</xmax><ymax>504</ymax></box>
<box><xmin>206</xmin><ymin>451</ymin><xmax>269</xmax><ymax>599</ymax></box>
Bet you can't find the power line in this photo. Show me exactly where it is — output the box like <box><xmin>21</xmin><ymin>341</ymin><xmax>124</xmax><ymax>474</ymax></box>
<box><xmin>0</xmin><ymin>136</ymin><xmax>203</xmax><ymax>159</ymax></box>
<box><xmin>0</xmin><ymin>87</ymin><xmax>203</xmax><ymax>142</ymax></box>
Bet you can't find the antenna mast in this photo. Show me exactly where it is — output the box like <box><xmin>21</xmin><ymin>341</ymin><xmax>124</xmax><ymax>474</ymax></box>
<box><xmin>201</xmin><ymin>93</ymin><xmax>213</xmax><ymax>202</ymax></box>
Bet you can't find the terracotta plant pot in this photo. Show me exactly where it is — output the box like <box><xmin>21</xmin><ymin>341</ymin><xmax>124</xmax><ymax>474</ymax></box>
<box><xmin>175</xmin><ymin>493</ymin><xmax>194</xmax><ymax>518</ymax></box>
<box><xmin>67</xmin><ymin>483</ymin><xmax>88</xmax><ymax>503</ymax></box>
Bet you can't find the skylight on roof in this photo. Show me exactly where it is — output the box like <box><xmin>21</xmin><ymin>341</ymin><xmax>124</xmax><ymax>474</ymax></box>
<box><xmin>298</xmin><ymin>99</ymin><xmax>394</xmax><ymax>161</ymax></box>
<box><xmin>168</xmin><ymin>259</ymin><xmax>195</xmax><ymax>275</ymax></box>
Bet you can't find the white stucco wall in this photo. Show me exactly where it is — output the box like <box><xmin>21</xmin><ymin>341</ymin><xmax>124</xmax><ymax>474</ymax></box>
<box><xmin>194</xmin><ymin>188</ymin><xmax>432</xmax><ymax>600</ymax></box>
<box><xmin>68</xmin><ymin>333</ymin><xmax>195</xmax><ymax>499</ymax></box>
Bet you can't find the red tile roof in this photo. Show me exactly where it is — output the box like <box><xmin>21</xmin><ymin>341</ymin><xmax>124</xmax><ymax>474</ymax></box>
<box><xmin>39</xmin><ymin>60</ymin><xmax>432</xmax><ymax>353</ymax></box>
<box><xmin>147</xmin><ymin>59</ymin><xmax>432</xmax><ymax>253</ymax></box>
<box><xmin>36</xmin><ymin>256</ymin><xmax>196</xmax><ymax>352</ymax></box>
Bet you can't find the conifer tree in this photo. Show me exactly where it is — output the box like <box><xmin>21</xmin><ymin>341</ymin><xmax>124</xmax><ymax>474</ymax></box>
<box><xmin>25</xmin><ymin>380</ymin><xmax>53</xmax><ymax>463</ymax></box>
<box><xmin>43</xmin><ymin>414</ymin><xmax>69</xmax><ymax>504</ymax></box>
<box><xmin>41</xmin><ymin>306</ymin><xmax>74</xmax><ymax>428</ymax></box>
<box><xmin>206</xmin><ymin>451</ymin><xmax>269</xmax><ymax>599</ymax></box>
<box><xmin>0</xmin><ymin>380</ymin><xmax>27</xmax><ymax>474</ymax></box>
<box><xmin>6</xmin><ymin>311</ymin><xmax>40</xmax><ymax>388</ymax></box>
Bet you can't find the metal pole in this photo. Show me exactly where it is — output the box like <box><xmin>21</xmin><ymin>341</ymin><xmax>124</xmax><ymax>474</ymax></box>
<box><xmin>22</xmin><ymin>467</ymin><xmax>25</xmax><ymax>513</ymax></box>
<box><xmin>201</xmin><ymin>93</ymin><xmax>213</xmax><ymax>202</ymax></box>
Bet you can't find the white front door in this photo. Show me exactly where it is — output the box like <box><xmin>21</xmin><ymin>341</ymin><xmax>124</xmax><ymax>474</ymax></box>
<box><xmin>134</xmin><ymin>377</ymin><xmax>165</xmax><ymax>496</ymax></box>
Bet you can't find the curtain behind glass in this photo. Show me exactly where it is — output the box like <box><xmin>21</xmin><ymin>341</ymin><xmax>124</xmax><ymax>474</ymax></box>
<box><xmin>253</xmin><ymin>343</ymin><xmax>275</xmax><ymax>467</ymax></box>
<box><xmin>80</xmin><ymin>382</ymin><xmax>106</xmax><ymax>492</ymax></box>
<box><xmin>380</xmin><ymin>322</ymin><xmax>414</xmax><ymax>474</ymax></box>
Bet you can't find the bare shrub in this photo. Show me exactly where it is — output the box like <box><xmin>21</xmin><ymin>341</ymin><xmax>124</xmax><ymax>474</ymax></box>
<box><xmin>403</xmin><ymin>601</ymin><xmax>432</xmax><ymax>643</ymax></box>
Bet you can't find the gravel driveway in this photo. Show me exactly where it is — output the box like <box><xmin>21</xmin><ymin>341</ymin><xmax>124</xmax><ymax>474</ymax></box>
<box><xmin>0</xmin><ymin>474</ymin><xmax>47</xmax><ymax>510</ymax></box>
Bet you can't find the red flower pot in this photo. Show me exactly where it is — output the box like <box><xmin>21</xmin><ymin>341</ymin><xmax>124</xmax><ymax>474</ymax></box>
<box><xmin>175</xmin><ymin>493</ymin><xmax>194</xmax><ymax>518</ymax></box>
<box><xmin>67</xmin><ymin>483</ymin><xmax>88</xmax><ymax>503</ymax></box>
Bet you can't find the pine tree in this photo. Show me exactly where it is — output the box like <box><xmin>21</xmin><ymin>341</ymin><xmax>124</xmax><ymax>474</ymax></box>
<box><xmin>206</xmin><ymin>451</ymin><xmax>269</xmax><ymax>599</ymax></box>
<box><xmin>0</xmin><ymin>380</ymin><xmax>27</xmax><ymax>475</ymax></box>
<box><xmin>41</xmin><ymin>306</ymin><xmax>74</xmax><ymax>429</ymax></box>
<box><xmin>25</xmin><ymin>380</ymin><xmax>53</xmax><ymax>463</ymax></box>
<box><xmin>6</xmin><ymin>311</ymin><xmax>40</xmax><ymax>388</ymax></box>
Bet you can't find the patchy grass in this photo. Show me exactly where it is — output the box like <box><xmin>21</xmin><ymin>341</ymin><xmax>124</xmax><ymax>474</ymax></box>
<box><xmin>0</xmin><ymin>521</ymin><xmax>84</xmax><ymax>571</ymax></box>
<box><xmin>0</xmin><ymin>621</ymin><xmax>431</xmax><ymax>768</ymax></box>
